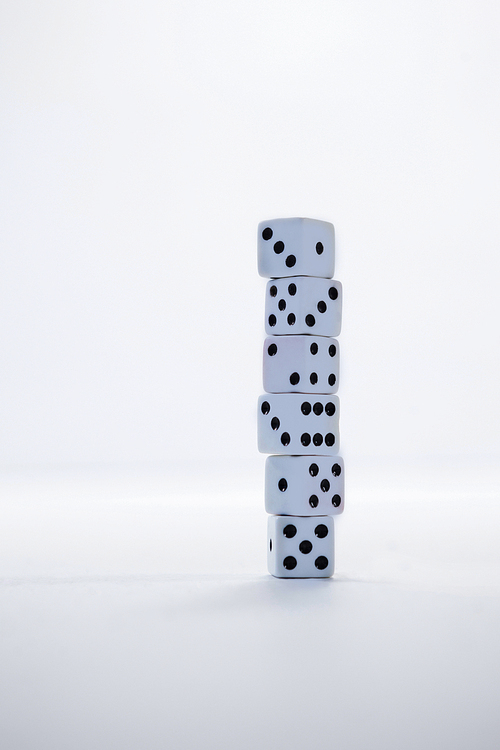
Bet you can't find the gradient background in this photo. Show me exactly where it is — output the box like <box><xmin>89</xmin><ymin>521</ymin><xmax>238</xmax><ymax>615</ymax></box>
<box><xmin>2</xmin><ymin>0</ymin><xmax>499</xmax><ymax>467</ymax></box>
<box><xmin>1</xmin><ymin>2</ymin><xmax>500</xmax><ymax>748</ymax></box>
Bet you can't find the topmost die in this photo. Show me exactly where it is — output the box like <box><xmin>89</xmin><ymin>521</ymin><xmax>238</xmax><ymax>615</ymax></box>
<box><xmin>258</xmin><ymin>218</ymin><xmax>335</xmax><ymax>279</ymax></box>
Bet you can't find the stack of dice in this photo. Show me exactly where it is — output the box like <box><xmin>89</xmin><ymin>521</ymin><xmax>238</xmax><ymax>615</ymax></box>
<box><xmin>257</xmin><ymin>218</ymin><xmax>344</xmax><ymax>578</ymax></box>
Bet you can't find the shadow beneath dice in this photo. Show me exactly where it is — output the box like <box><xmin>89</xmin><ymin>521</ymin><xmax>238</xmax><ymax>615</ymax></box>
<box><xmin>151</xmin><ymin>572</ymin><xmax>365</xmax><ymax>621</ymax></box>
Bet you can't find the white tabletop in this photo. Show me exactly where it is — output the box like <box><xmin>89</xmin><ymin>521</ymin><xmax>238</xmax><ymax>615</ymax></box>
<box><xmin>1</xmin><ymin>460</ymin><xmax>499</xmax><ymax>750</ymax></box>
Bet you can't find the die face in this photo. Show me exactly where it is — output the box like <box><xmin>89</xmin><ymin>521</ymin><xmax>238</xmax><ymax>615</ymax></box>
<box><xmin>267</xmin><ymin>515</ymin><xmax>334</xmax><ymax>578</ymax></box>
<box><xmin>258</xmin><ymin>218</ymin><xmax>335</xmax><ymax>279</ymax></box>
<box><xmin>265</xmin><ymin>277</ymin><xmax>342</xmax><ymax>337</ymax></box>
<box><xmin>265</xmin><ymin>455</ymin><xmax>344</xmax><ymax>516</ymax></box>
<box><xmin>263</xmin><ymin>335</ymin><xmax>339</xmax><ymax>395</ymax></box>
<box><xmin>258</xmin><ymin>394</ymin><xmax>340</xmax><ymax>456</ymax></box>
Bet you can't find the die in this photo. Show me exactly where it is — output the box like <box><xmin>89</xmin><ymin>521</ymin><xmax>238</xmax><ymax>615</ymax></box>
<box><xmin>258</xmin><ymin>394</ymin><xmax>340</xmax><ymax>456</ymax></box>
<box><xmin>265</xmin><ymin>455</ymin><xmax>344</xmax><ymax>516</ymax></box>
<box><xmin>265</xmin><ymin>277</ymin><xmax>342</xmax><ymax>337</ymax></box>
<box><xmin>258</xmin><ymin>217</ymin><xmax>335</xmax><ymax>279</ymax></box>
<box><xmin>267</xmin><ymin>515</ymin><xmax>334</xmax><ymax>578</ymax></box>
<box><xmin>263</xmin><ymin>335</ymin><xmax>339</xmax><ymax>394</ymax></box>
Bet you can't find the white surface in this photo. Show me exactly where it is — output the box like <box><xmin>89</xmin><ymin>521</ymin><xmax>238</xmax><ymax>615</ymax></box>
<box><xmin>1</xmin><ymin>461</ymin><xmax>499</xmax><ymax>749</ymax></box>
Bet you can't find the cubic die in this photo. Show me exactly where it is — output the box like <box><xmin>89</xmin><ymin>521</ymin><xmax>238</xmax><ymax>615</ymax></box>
<box><xmin>263</xmin><ymin>335</ymin><xmax>339</xmax><ymax>395</ymax></box>
<box><xmin>267</xmin><ymin>515</ymin><xmax>334</xmax><ymax>578</ymax></box>
<box><xmin>265</xmin><ymin>277</ymin><xmax>342</xmax><ymax>337</ymax></box>
<box><xmin>258</xmin><ymin>217</ymin><xmax>335</xmax><ymax>279</ymax></box>
<box><xmin>265</xmin><ymin>455</ymin><xmax>344</xmax><ymax>516</ymax></box>
<box><xmin>258</xmin><ymin>393</ymin><xmax>340</xmax><ymax>456</ymax></box>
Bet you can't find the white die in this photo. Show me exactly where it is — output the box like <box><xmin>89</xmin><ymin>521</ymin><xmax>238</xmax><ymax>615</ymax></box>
<box><xmin>265</xmin><ymin>277</ymin><xmax>342</xmax><ymax>337</ymax></box>
<box><xmin>258</xmin><ymin>394</ymin><xmax>340</xmax><ymax>456</ymax></box>
<box><xmin>267</xmin><ymin>515</ymin><xmax>334</xmax><ymax>578</ymax></box>
<box><xmin>265</xmin><ymin>455</ymin><xmax>344</xmax><ymax>516</ymax></box>
<box><xmin>263</xmin><ymin>335</ymin><xmax>339</xmax><ymax>395</ymax></box>
<box><xmin>258</xmin><ymin>217</ymin><xmax>335</xmax><ymax>279</ymax></box>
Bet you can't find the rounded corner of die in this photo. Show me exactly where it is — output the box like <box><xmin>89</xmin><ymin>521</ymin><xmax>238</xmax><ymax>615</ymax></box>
<box><xmin>264</xmin><ymin>497</ymin><xmax>274</xmax><ymax>515</ymax></box>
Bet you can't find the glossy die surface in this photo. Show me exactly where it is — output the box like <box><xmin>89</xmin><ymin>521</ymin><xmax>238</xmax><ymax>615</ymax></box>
<box><xmin>258</xmin><ymin>217</ymin><xmax>335</xmax><ymax>279</ymax></box>
<box><xmin>265</xmin><ymin>277</ymin><xmax>342</xmax><ymax>337</ymax></box>
<box><xmin>263</xmin><ymin>335</ymin><xmax>339</xmax><ymax>395</ymax></box>
<box><xmin>265</xmin><ymin>455</ymin><xmax>344</xmax><ymax>516</ymax></box>
<box><xmin>267</xmin><ymin>515</ymin><xmax>334</xmax><ymax>578</ymax></box>
<box><xmin>258</xmin><ymin>394</ymin><xmax>340</xmax><ymax>456</ymax></box>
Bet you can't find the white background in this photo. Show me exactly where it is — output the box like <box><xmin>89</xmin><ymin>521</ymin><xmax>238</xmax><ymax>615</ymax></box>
<box><xmin>1</xmin><ymin>2</ymin><xmax>500</xmax><ymax>748</ymax></box>
<box><xmin>1</xmin><ymin>0</ymin><xmax>499</xmax><ymax>466</ymax></box>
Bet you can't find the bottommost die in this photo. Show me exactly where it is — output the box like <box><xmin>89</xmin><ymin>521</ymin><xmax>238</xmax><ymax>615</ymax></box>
<box><xmin>267</xmin><ymin>515</ymin><xmax>334</xmax><ymax>578</ymax></box>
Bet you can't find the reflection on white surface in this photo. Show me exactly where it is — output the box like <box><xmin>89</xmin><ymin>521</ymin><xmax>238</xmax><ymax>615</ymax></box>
<box><xmin>1</xmin><ymin>462</ymin><xmax>499</xmax><ymax>749</ymax></box>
